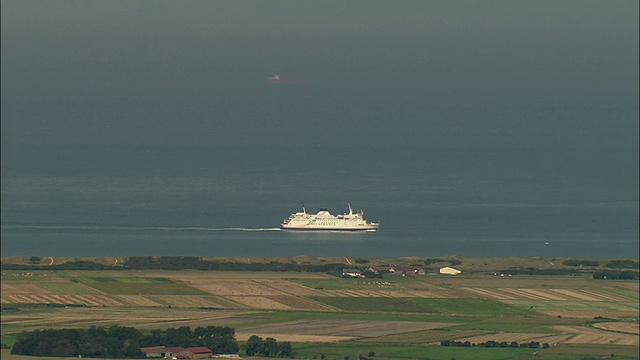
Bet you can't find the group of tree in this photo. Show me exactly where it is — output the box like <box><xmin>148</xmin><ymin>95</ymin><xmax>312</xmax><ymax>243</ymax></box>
<box><xmin>143</xmin><ymin>326</ymin><xmax>238</xmax><ymax>353</ymax></box>
<box><xmin>562</xmin><ymin>259</ymin><xmax>600</xmax><ymax>267</ymax></box>
<box><xmin>423</xmin><ymin>258</ymin><xmax>462</xmax><ymax>266</ymax></box>
<box><xmin>563</xmin><ymin>259</ymin><xmax>640</xmax><ymax>269</ymax></box>
<box><xmin>11</xmin><ymin>326</ymin><xmax>143</xmax><ymax>358</ymax></box>
<box><xmin>125</xmin><ymin>257</ymin><xmax>349</xmax><ymax>274</ymax></box>
<box><xmin>593</xmin><ymin>270</ymin><xmax>639</xmax><ymax>280</ymax></box>
<box><xmin>244</xmin><ymin>335</ymin><xmax>292</xmax><ymax>357</ymax></box>
<box><xmin>440</xmin><ymin>339</ymin><xmax>549</xmax><ymax>349</ymax></box>
<box><xmin>2</xmin><ymin>256</ymin><xmax>351</xmax><ymax>274</ymax></box>
<box><xmin>11</xmin><ymin>325</ymin><xmax>239</xmax><ymax>358</ymax></box>
<box><xmin>605</xmin><ymin>259</ymin><xmax>639</xmax><ymax>269</ymax></box>
<box><xmin>362</xmin><ymin>269</ymin><xmax>383</xmax><ymax>278</ymax></box>
<box><xmin>2</xmin><ymin>259</ymin><xmax>115</xmax><ymax>271</ymax></box>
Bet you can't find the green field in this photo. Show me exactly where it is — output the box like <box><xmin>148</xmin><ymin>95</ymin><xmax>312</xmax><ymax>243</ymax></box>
<box><xmin>289</xmin><ymin>342</ymin><xmax>539</xmax><ymax>360</ymax></box>
<box><xmin>356</xmin><ymin>329</ymin><xmax>492</xmax><ymax>344</ymax></box>
<box><xmin>36</xmin><ymin>282</ymin><xmax>104</xmax><ymax>295</ymax></box>
<box><xmin>234</xmin><ymin>310</ymin><xmax>474</xmax><ymax>325</ymax></box>
<box><xmin>311</xmin><ymin>296</ymin><xmax>438</xmax><ymax>313</ymax></box>
<box><xmin>310</xmin><ymin>297</ymin><xmax>539</xmax><ymax>317</ymax></box>
<box><xmin>292</xmin><ymin>275</ymin><xmax>434</xmax><ymax>290</ymax></box>
<box><xmin>504</xmin><ymin>299</ymin><xmax>640</xmax><ymax>312</ymax></box>
<box><xmin>536</xmin><ymin>344</ymin><xmax>640</xmax><ymax>360</ymax></box>
<box><xmin>409</xmin><ymin>298</ymin><xmax>540</xmax><ymax>316</ymax></box>
<box><xmin>78</xmin><ymin>276</ymin><xmax>209</xmax><ymax>295</ymax></box>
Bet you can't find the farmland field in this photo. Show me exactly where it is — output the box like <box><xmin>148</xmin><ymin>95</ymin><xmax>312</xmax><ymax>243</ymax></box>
<box><xmin>1</xmin><ymin>256</ymin><xmax>639</xmax><ymax>359</ymax></box>
<box><xmin>79</xmin><ymin>276</ymin><xmax>210</xmax><ymax>295</ymax></box>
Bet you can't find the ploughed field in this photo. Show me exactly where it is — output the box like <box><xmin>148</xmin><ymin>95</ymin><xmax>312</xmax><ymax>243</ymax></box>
<box><xmin>1</xmin><ymin>256</ymin><xmax>639</xmax><ymax>360</ymax></box>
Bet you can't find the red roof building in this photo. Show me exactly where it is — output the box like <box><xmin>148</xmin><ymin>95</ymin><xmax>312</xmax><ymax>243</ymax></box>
<box><xmin>140</xmin><ymin>346</ymin><xmax>185</xmax><ymax>358</ymax></box>
<box><xmin>164</xmin><ymin>347</ymin><xmax>186</xmax><ymax>358</ymax></box>
<box><xmin>141</xmin><ymin>346</ymin><xmax>166</xmax><ymax>358</ymax></box>
<box><xmin>180</xmin><ymin>347</ymin><xmax>212</xmax><ymax>359</ymax></box>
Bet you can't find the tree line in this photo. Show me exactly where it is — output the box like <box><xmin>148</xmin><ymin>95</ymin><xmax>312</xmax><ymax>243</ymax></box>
<box><xmin>11</xmin><ymin>325</ymin><xmax>239</xmax><ymax>358</ymax></box>
<box><xmin>1</xmin><ymin>257</ymin><xmax>347</xmax><ymax>275</ymax></box>
<box><xmin>562</xmin><ymin>259</ymin><xmax>639</xmax><ymax>269</ymax></box>
<box><xmin>244</xmin><ymin>335</ymin><xmax>292</xmax><ymax>357</ymax></box>
<box><xmin>604</xmin><ymin>259</ymin><xmax>639</xmax><ymax>269</ymax></box>
<box><xmin>562</xmin><ymin>259</ymin><xmax>600</xmax><ymax>267</ymax></box>
<box><xmin>593</xmin><ymin>270</ymin><xmax>639</xmax><ymax>280</ymax></box>
<box><xmin>441</xmin><ymin>339</ymin><xmax>549</xmax><ymax>349</ymax></box>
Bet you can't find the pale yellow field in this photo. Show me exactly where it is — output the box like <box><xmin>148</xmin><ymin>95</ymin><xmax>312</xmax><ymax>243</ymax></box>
<box><xmin>461</xmin><ymin>287</ymin><xmax>628</xmax><ymax>302</ymax></box>
<box><xmin>552</xmin><ymin>325</ymin><xmax>640</xmax><ymax>346</ymax></box>
<box><xmin>593</xmin><ymin>322</ymin><xmax>640</xmax><ymax>335</ymax></box>
<box><xmin>458</xmin><ymin>325</ymin><xmax>640</xmax><ymax>347</ymax></box>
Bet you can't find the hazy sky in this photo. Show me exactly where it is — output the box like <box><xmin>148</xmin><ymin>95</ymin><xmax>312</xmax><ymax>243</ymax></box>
<box><xmin>1</xmin><ymin>1</ymin><xmax>638</xmax><ymax>152</ymax></box>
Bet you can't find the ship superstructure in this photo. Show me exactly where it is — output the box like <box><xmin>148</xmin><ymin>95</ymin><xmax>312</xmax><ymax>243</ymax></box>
<box><xmin>280</xmin><ymin>204</ymin><xmax>379</xmax><ymax>231</ymax></box>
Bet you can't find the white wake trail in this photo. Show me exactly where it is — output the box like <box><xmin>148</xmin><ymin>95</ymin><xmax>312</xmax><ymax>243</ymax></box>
<box><xmin>1</xmin><ymin>224</ymin><xmax>281</xmax><ymax>232</ymax></box>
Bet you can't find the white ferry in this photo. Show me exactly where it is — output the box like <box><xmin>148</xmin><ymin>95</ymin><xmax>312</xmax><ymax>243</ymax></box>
<box><xmin>280</xmin><ymin>204</ymin><xmax>379</xmax><ymax>232</ymax></box>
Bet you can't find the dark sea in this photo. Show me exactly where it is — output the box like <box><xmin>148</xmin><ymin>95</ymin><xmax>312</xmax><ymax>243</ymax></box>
<box><xmin>0</xmin><ymin>0</ymin><xmax>640</xmax><ymax>264</ymax></box>
<box><xmin>2</xmin><ymin>1</ymin><xmax>638</xmax><ymax>260</ymax></box>
<box><xmin>1</xmin><ymin>108</ymin><xmax>638</xmax><ymax>259</ymax></box>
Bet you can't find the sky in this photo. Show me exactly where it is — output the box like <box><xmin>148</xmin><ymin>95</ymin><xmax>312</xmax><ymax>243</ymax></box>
<box><xmin>1</xmin><ymin>0</ymin><xmax>638</xmax><ymax>154</ymax></box>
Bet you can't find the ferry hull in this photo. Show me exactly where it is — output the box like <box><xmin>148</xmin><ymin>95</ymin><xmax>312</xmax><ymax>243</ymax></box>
<box><xmin>280</xmin><ymin>226</ymin><xmax>378</xmax><ymax>232</ymax></box>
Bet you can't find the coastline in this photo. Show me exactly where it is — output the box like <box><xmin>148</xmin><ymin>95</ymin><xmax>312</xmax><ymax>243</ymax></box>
<box><xmin>2</xmin><ymin>254</ymin><xmax>638</xmax><ymax>272</ymax></box>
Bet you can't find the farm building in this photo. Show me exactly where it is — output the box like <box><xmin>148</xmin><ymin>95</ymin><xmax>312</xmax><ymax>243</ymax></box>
<box><xmin>141</xmin><ymin>346</ymin><xmax>214</xmax><ymax>359</ymax></box>
<box><xmin>391</xmin><ymin>266</ymin><xmax>425</xmax><ymax>275</ymax></box>
<box><xmin>367</xmin><ymin>266</ymin><xmax>425</xmax><ymax>275</ymax></box>
<box><xmin>439</xmin><ymin>267</ymin><xmax>461</xmax><ymax>275</ymax></box>
<box><xmin>164</xmin><ymin>347</ymin><xmax>187</xmax><ymax>358</ymax></box>
<box><xmin>141</xmin><ymin>346</ymin><xmax>166</xmax><ymax>358</ymax></box>
<box><xmin>367</xmin><ymin>265</ymin><xmax>393</xmax><ymax>273</ymax></box>
<box><xmin>140</xmin><ymin>346</ymin><xmax>185</xmax><ymax>358</ymax></box>
<box><xmin>180</xmin><ymin>347</ymin><xmax>213</xmax><ymax>359</ymax></box>
<box><xmin>342</xmin><ymin>268</ymin><xmax>363</xmax><ymax>277</ymax></box>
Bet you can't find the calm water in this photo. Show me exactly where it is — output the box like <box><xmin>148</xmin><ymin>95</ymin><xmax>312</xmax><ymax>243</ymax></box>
<box><xmin>1</xmin><ymin>144</ymin><xmax>637</xmax><ymax>259</ymax></box>
<box><xmin>2</xmin><ymin>1</ymin><xmax>637</xmax><ymax>261</ymax></box>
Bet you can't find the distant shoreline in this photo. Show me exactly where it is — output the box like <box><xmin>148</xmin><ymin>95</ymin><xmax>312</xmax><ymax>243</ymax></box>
<box><xmin>1</xmin><ymin>255</ymin><xmax>638</xmax><ymax>277</ymax></box>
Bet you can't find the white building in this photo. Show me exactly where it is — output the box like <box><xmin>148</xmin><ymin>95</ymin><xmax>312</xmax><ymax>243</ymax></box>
<box><xmin>342</xmin><ymin>268</ymin><xmax>363</xmax><ymax>277</ymax></box>
<box><xmin>439</xmin><ymin>267</ymin><xmax>461</xmax><ymax>275</ymax></box>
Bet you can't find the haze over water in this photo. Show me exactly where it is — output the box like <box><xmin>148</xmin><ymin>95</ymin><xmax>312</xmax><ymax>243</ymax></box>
<box><xmin>2</xmin><ymin>1</ymin><xmax>638</xmax><ymax>259</ymax></box>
